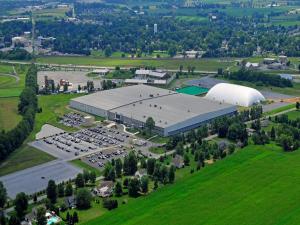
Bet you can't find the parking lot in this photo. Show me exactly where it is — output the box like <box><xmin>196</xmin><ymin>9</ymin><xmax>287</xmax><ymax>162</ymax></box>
<box><xmin>81</xmin><ymin>147</ymin><xmax>128</xmax><ymax>169</ymax></box>
<box><xmin>30</xmin><ymin>125</ymin><xmax>132</xmax><ymax>160</ymax></box>
<box><xmin>0</xmin><ymin>160</ymin><xmax>82</xmax><ymax>198</ymax></box>
<box><xmin>60</xmin><ymin>112</ymin><xmax>87</xmax><ymax>127</ymax></box>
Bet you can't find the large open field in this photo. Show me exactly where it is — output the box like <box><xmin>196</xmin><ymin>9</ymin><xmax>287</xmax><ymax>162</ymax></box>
<box><xmin>36</xmin><ymin>56</ymin><xmax>235</xmax><ymax>71</ymax></box>
<box><xmin>0</xmin><ymin>97</ymin><xmax>22</xmax><ymax>131</ymax></box>
<box><xmin>87</xmin><ymin>144</ymin><xmax>300</xmax><ymax>225</ymax></box>
<box><xmin>0</xmin><ymin>64</ymin><xmax>27</xmax><ymax>97</ymax></box>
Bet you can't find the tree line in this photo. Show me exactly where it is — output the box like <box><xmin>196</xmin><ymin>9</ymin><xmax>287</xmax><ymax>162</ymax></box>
<box><xmin>0</xmin><ymin>65</ymin><xmax>38</xmax><ymax>161</ymax></box>
<box><xmin>224</xmin><ymin>69</ymin><xmax>293</xmax><ymax>88</ymax></box>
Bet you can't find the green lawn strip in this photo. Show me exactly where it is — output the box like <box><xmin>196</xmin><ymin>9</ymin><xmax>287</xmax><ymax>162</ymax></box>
<box><xmin>0</xmin><ymin>145</ymin><xmax>55</xmax><ymax>177</ymax></box>
<box><xmin>284</xmin><ymin>110</ymin><xmax>300</xmax><ymax>120</ymax></box>
<box><xmin>263</xmin><ymin>104</ymin><xmax>295</xmax><ymax>116</ymax></box>
<box><xmin>0</xmin><ymin>97</ymin><xmax>22</xmax><ymax>131</ymax></box>
<box><xmin>0</xmin><ymin>88</ymin><xmax>22</xmax><ymax>97</ymax></box>
<box><xmin>71</xmin><ymin>159</ymin><xmax>102</xmax><ymax>177</ymax></box>
<box><xmin>148</xmin><ymin>147</ymin><xmax>166</xmax><ymax>154</ymax></box>
<box><xmin>86</xmin><ymin>143</ymin><xmax>300</xmax><ymax>225</ymax></box>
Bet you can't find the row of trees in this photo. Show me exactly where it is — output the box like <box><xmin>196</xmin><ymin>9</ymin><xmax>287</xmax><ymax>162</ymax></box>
<box><xmin>0</xmin><ymin>65</ymin><xmax>38</xmax><ymax>161</ymax></box>
<box><xmin>225</xmin><ymin>69</ymin><xmax>293</xmax><ymax>88</ymax></box>
<box><xmin>0</xmin><ymin>48</ymin><xmax>32</xmax><ymax>60</ymax></box>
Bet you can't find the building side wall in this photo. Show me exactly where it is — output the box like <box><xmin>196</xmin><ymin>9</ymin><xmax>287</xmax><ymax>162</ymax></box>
<box><xmin>164</xmin><ymin>106</ymin><xmax>237</xmax><ymax>136</ymax></box>
<box><xmin>70</xmin><ymin>100</ymin><xmax>108</xmax><ymax>118</ymax></box>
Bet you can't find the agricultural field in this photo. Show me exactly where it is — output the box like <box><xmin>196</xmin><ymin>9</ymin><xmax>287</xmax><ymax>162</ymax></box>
<box><xmin>87</xmin><ymin>143</ymin><xmax>300</xmax><ymax>225</ymax></box>
<box><xmin>0</xmin><ymin>97</ymin><xmax>22</xmax><ymax>131</ymax></box>
<box><xmin>36</xmin><ymin>56</ymin><xmax>235</xmax><ymax>71</ymax></box>
<box><xmin>33</xmin><ymin>8</ymin><xmax>70</xmax><ymax>21</ymax></box>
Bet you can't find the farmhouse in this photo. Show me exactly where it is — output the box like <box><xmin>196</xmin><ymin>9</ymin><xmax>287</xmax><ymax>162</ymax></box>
<box><xmin>70</xmin><ymin>85</ymin><xmax>237</xmax><ymax>136</ymax></box>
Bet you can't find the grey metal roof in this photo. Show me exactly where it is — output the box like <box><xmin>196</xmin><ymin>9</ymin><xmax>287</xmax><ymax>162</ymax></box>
<box><xmin>71</xmin><ymin>84</ymin><xmax>176</xmax><ymax>110</ymax></box>
<box><xmin>110</xmin><ymin>93</ymin><xmax>236</xmax><ymax>128</ymax></box>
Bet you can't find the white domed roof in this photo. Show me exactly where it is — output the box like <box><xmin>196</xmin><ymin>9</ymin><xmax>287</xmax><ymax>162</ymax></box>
<box><xmin>205</xmin><ymin>83</ymin><xmax>265</xmax><ymax>107</ymax></box>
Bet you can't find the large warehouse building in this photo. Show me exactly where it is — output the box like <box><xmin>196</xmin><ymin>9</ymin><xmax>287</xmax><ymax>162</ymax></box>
<box><xmin>70</xmin><ymin>85</ymin><xmax>237</xmax><ymax>136</ymax></box>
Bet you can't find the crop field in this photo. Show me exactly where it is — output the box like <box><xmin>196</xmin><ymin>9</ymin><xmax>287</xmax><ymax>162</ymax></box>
<box><xmin>0</xmin><ymin>97</ymin><xmax>22</xmax><ymax>131</ymax></box>
<box><xmin>87</xmin><ymin>143</ymin><xmax>300</xmax><ymax>225</ymax></box>
<box><xmin>37</xmin><ymin>56</ymin><xmax>234</xmax><ymax>71</ymax></box>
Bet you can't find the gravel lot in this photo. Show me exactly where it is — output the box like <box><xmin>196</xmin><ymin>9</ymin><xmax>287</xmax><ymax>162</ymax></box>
<box><xmin>0</xmin><ymin>160</ymin><xmax>81</xmax><ymax>198</ymax></box>
<box><xmin>38</xmin><ymin>70</ymin><xmax>102</xmax><ymax>90</ymax></box>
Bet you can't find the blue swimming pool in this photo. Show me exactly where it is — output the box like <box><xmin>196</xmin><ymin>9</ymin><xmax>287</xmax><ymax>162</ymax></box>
<box><xmin>47</xmin><ymin>216</ymin><xmax>59</xmax><ymax>225</ymax></box>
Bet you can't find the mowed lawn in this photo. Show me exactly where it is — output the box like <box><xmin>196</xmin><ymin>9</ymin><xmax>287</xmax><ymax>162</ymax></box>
<box><xmin>0</xmin><ymin>145</ymin><xmax>55</xmax><ymax>177</ymax></box>
<box><xmin>87</xmin><ymin>144</ymin><xmax>300</xmax><ymax>225</ymax></box>
<box><xmin>0</xmin><ymin>97</ymin><xmax>22</xmax><ymax>131</ymax></box>
<box><xmin>285</xmin><ymin>110</ymin><xmax>300</xmax><ymax>120</ymax></box>
<box><xmin>37</xmin><ymin>56</ymin><xmax>234</xmax><ymax>71</ymax></box>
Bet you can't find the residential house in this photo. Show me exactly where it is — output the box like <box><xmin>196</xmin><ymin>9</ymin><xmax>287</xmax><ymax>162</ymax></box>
<box><xmin>94</xmin><ymin>181</ymin><xmax>114</xmax><ymax>197</ymax></box>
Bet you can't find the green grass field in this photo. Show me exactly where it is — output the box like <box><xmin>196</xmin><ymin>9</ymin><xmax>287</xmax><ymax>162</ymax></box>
<box><xmin>36</xmin><ymin>56</ymin><xmax>234</xmax><ymax>71</ymax></box>
<box><xmin>264</xmin><ymin>104</ymin><xmax>295</xmax><ymax>116</ymax></box>
<box><xmin>31</xmin><ymin>94</ymin><xmax>83</xmax><ymax>139</ymax></box>
<box><xmin>87</xmin><ymin>143</ymin><xmax>300</xmax><ymax>225</ymax></box>
<box><xmin>0</xmin><ymin>64</ymin><xmax>27</xmax><ymax>97</ymax></box>
<box><xmin>0</xmin><ymin>97</ymin><xmax>22</xmax><ymax>131</ymax></box>
<box><xmin>285</xmin><ymin>110</ymin><xmax>300</xmax><ymax>120</ymax></box>
<box><xmin>71</xmin><ymin>159</ymin><xmax>102</xmax><ymax>177</ymax></box>
<box><xmin>0</xmin><ymin>145</ymin><xmax>55</xmax><ymax>176</ymax></box>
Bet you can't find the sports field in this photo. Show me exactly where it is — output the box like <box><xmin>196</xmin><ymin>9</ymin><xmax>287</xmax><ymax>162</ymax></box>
<box><xmin>176</xmin><ymin>86</ymin><xmax>209</xmax><ymax>95</ymax></box>
<box><xmin>87</xmin><ymin>143</ymin><xmax>300</xmax><ymax>225</ymax></box>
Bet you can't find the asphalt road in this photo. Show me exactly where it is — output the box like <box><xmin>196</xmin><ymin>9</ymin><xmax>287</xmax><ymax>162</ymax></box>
<box><xmin>0</xmin><ymin>160</ymin><xmax>82</xmax><ymax>199</ymax></box>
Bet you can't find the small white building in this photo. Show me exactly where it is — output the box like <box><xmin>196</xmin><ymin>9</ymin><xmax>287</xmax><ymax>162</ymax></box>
<box><xmin>279</xmin><ymin>74</ymin><xmax>293</xmax><ymax>80</ymax></box>
<box><xmin>245</xmin><ymin>62</ymin><xmax>260</xmax><ymax>69</ymax></box>
<box><xmin>278</xmin><ymin>55</ymin><xmax>288</xmax><ymax>65</ymax></box>
<box><xmin>92</xmin><ymin>68</ymin><xmax>110</xmax><ymax>76</ymax></box>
